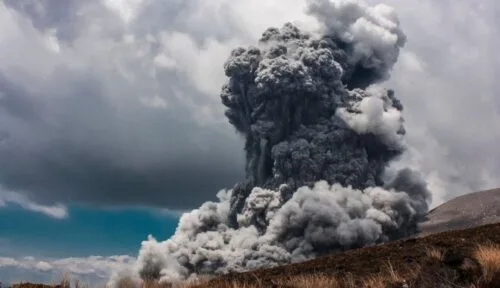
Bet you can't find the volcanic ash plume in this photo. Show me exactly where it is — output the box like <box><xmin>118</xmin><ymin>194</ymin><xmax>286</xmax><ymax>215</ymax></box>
<box><xmin>119</xmin><ymin>0</ymin><xmax>431</xmax><ymax>284</ymax></box>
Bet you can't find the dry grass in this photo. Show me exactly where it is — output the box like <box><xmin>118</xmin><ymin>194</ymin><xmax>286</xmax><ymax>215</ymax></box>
<box><xmin>73</xmin><ymin>279</ymin><xmax>89</xmax><ymax>288</ymax></box>
<box><xmin>473</xmin><ymin>243</ymin><xmax>500</xmax><ymax>285</ymax></box>
<box><xmin>184</xmin><ymin>264</ymin><xmax>410</xmax><ymax>288</ymax></box>
<box><xmin>358</xmin><ymin>260</ymin><xmax>409</xmax><ymax>288</ymax></box>
<box><xmin>59</xmin><ymin>274</ymin><xmax>71</xmax><ymax>288</ymax></box>
<box><xmin>341</xmin><ymin>274</ymin><xmax>356</xmax><ymax>288</ymax></box>
<box><xmin>385</xmin><ymin>260</ymin><xmax>407</xmax><ymax>283</ymax></box>
<box><xmin>426</xmin><ymin>246</ymin><xmax>444</xmax><ymax>262</ymax></box>
<box><xmin>275</xmin><ymin>274</ymin><xmax>342</xmax><ymax>288</ymax></box>
<box><xmin>115</xmin><ymin>277</ymin><xmax>139</xmax><ymax>288</ymax></box>
<box><xmin>360</xmin><ymin>275</ymin><xmax>387</xmax><ymax>288</ymax></box>
<box><xmin>139</xmin><ymin>276</ymin><xmax>229</xmax><ymax>288</ymax></box>
<box><xmin>183</xmin><ymin>281</ymin><xmax>259</xmax><ymax>288</ymax></box>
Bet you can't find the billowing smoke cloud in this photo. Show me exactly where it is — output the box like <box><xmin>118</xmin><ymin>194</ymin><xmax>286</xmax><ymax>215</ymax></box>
<box><xmin>116</xmin><ymin>0</ymin><xmax>431</xmax><ymax>284</ymax></box>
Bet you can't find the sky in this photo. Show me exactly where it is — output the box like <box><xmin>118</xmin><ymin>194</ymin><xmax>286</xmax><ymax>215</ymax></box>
<box><xmin>0</xmin><ymin>205</ymin><xmax>178</xmax><ymax>284</ymax></box>
<box><xmin>0</xmin><ymin>0</ymin><xmax>499</xmax><ymax>284</ymax></box>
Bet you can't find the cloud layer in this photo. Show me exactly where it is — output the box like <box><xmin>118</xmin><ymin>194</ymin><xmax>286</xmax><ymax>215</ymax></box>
<box><xmin>0</xmin><ymin>255</ymin><xmax>135</xmax><ymax>285</ymax></box>
<box><xmin>379</xmin><ymin>0</ymin><xmax>500</xmax><ymax>205</ymax></box>
<box><xmin>0</xmin><ymin>190</ymin><xmax>67</xmax><ymax>219</ymax></box>
<box><xmin>0</xmin><ymin>0</ymin><xmax>250</xmax><ymax>209</ymax></box>
<box><xmin>0</xmin><ymin>0</ymin><xmax>499</xmax><ymax>212</ymax></box>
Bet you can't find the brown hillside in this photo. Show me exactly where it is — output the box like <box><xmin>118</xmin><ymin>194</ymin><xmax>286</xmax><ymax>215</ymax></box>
<box><xmin>201</xmin><ymin>223</ymin><xmax>500</xmax><ymax>287</ymax></box>
<box><xmin>418</xmin><ymin>188</ymin><xmax>500</xmax><ymax>236</ymax></box>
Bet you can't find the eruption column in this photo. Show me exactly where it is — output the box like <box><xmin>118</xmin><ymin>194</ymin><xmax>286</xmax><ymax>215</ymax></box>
<box><xmin>111</xmin><ymin>0</ymin><xmax>432</xmax><ymax>285</ymax></box>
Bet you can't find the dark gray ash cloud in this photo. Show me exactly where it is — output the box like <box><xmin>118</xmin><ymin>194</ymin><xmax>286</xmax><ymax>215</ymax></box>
<box><xmin>120</xmin><ymin>0</ymin><xmax>431</xmax><ymax>284</ymax></box>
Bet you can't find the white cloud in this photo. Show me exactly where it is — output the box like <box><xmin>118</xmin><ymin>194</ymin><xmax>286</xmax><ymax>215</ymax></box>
<box><xmin>153</xmin><ymin>53</ymin><xmax>176</xmax><ymax>69</ymax></box>
<box><xmin>154</xmin><ymin>208</ymin><xmax>188</xmax><ymax>218</ymax></box>
<box><xmin>104</xmin><ymin>0</ymin><xmax>144</xmax><ymax>23</ymax></box>
<box><xmin>0</xmin><ymin>190</ymin><xmax>68</xmax><ymax>219</ymax></box>
<box><xmin>139</xmin><ymin>94</ymin><xmax>168</xmax><ymax>109</ymax></box>
<box><xmin>380</xmin><ymin>0</ymin><xmax>500</xmax><ymax>205</ymax></box>
<box><xmin>43</xmin><ymin>29</ymin><xmax>61</xmax><ymax>53</ymax></box>
<box><xmin>156</xmin><ymin>31</ymin><xmax>240</xmax><ymax>109</ymax></box>
<box><xmin>399</xmin><ymin>51</ymin><xmax>425</xmax><ymax>73</ymax></box>
<box><xmin>0</xmin><ymin>255</ymin><xmax>135</xmax><ymax>285</ymax></box>
<box><xmin>0</xmin><ymin>257</ymin><xmax>24</xmax><ymax>268</ymax></box>
<box><xmin>35</xmin><ymin>261</ymin><xmax>53</xmax><ymax>272</ymax></box>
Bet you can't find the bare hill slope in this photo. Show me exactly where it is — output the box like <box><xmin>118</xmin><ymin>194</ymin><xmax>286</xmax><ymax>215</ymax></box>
<box><xmin>418</xmin><ymin>188</ymin><xmax>500</xmax><ymax>236</ymax></box>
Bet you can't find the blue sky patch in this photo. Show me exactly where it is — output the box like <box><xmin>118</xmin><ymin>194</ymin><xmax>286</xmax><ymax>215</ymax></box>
<box><xmin>0</xmin><ymin>205</ymin><xmax>179</xmax><ymax>258</ymax></box>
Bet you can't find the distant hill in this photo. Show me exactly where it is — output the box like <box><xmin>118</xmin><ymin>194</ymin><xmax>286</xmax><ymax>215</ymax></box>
<box><xmin>418</xmin><ymin>188</ymin><xmax>500</xmax><ymax>236</ymax></box>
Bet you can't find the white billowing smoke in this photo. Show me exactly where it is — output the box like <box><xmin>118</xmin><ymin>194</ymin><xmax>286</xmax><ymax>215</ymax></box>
<box><xmin>337</xmin><ymin>85</ymin><xmax>405</xmax><ymax>148</ymax></box>
<box><xmin>109</xmin><ymin>0</ymin><xmax>431</xmax><ymax>285</ymax></box>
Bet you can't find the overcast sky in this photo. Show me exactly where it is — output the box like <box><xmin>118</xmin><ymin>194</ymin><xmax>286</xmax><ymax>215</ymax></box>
<box><xmin>1</xmin><ymin>0</ymin><xmax>497</xmax><ymax>214</ymax></box>
<box><xmin>0</xmin><ymin>0</ymin><xmax>499</xmax><ymax>282</ymax></box>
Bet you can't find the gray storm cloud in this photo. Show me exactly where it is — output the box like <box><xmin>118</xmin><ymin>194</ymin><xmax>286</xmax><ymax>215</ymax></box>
<box><xmin>111</xmin><ymin>0</ymin><xmax>431</xmax><ymax>284</ymax></box>
<box><xmin>0</xmin><ymin>0</ymin><xmax>245</xmax><ymax>209</ymax></box>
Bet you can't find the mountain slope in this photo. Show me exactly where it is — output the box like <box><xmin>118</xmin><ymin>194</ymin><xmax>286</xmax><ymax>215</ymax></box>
<box><xmin>202</xmin><ymin>223</ymin><xmax>500</xmax><ymax>287</ymax></box>
<box><xmin>418</xmin><ymin>188</ymin><xmax>500</xmax><ymax>236</ymax></box>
